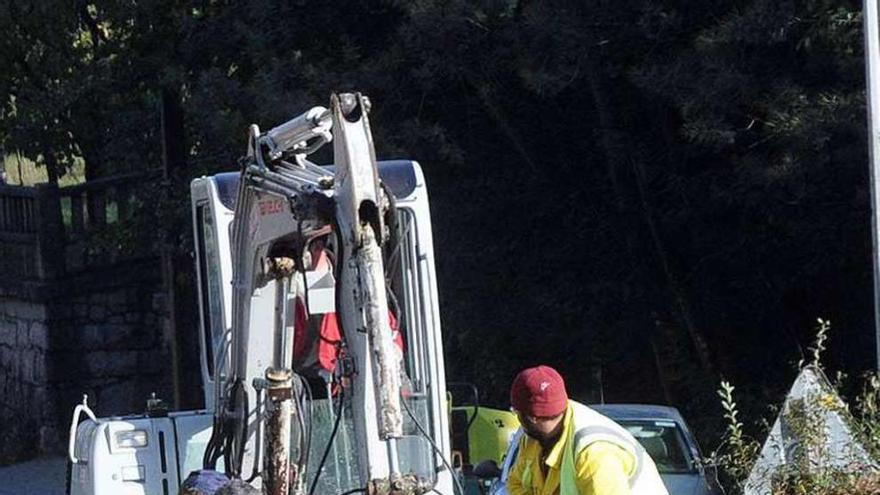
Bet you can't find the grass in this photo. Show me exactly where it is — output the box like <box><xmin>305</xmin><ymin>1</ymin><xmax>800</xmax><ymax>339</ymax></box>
<box><xmin>3</xmin><ymin>152</ymin><xmax>85</xmax><ymax>187</ymax></box>
<box><xmin>2</xmin><ymin>153</ymin><xmax>124</xmax><ymax>232</ymax></box>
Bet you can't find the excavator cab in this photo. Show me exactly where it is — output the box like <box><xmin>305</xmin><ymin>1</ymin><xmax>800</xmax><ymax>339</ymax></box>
<box><xmin>192</xmin><ymin>159</ymin><xmax>452</xmax><ymax>495</ymax></box>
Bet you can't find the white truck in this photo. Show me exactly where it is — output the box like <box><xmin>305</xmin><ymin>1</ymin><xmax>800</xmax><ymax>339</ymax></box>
<box><xmin>66</xmin><ymin>93</ymin><xmax>455</xmax><ymax>495</ymax></box>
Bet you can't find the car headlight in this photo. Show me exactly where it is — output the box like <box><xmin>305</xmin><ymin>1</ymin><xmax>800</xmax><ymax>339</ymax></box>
<box><xmin>114</xmin><ymin>430</ymin><xmax>148</xmax><ymax>449</ymax></box>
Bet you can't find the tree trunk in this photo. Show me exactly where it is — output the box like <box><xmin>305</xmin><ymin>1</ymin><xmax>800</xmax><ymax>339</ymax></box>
<box><xmin>466</xmin><ymin>78</ymin><xmax>539</xmax><ymax>174</ymax></box>
<box><xmin>160</xmin><ymin>87</ymin><xmax>197</xmax><ymax>409</ymax></box>
<box><xmin>585</xmin><ymin>54</ymin><xmax>716</xmax><ymax>376</ymax></box>
<box><xmin>632</xmin><ymin>159</ymin><xmax>715</xmax><ymax>375</ymax></box>
<box><xmin>44</xmin><ymin>149</ymin><xmax>59</xmax><ymax>186</ymax></box>
<box><xmin>650</xmin><ymin>332</ymin><xmax>675</xmax><ymax>404</ymax></box>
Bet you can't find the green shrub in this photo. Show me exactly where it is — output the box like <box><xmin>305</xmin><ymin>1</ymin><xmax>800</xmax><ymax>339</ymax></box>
<box><xmin>711</xmin><ymin>319</ymin><xmax>880</xmax><ymax>495</ymax></box>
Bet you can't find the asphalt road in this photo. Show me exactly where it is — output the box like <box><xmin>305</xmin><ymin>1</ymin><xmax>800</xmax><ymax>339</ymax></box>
<box><xmin>0</xmin><ymin>457</ymin><xmax>66</xmax><ymax>495</ymax></box>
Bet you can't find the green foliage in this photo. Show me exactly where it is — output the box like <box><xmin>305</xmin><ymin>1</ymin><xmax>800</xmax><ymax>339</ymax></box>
<box><xmin>772</xmin><ymin>470</ymin><xmax>880</xmax><ymax>495</ymax></box>
<box><xmin>854</xmin><ymin>372</ymin><xmax>880</xmax><ymax>462</ymax></box>
<box><xmin>808</xmin><ymin>318</ymin><xmax>831</xmax><ymax>369</ymax></box>
<box><xmin>0</xmin><ymin>0</ymin><xmax>876</xmax><ymax>456</ymax></box>
<box><xmin>709</xmin><ymin>381</ymin><xmax>760</xmax><ymax>494</ymax></box>
<box><xmin>713</xmin><ymin>321</ymin><xmax>880</xmax><ymax>495</ymax></box>
<box><xmin>2</xmin><ymin>152</ymin><xmax>84</xmax><ymax>186</ymax></box>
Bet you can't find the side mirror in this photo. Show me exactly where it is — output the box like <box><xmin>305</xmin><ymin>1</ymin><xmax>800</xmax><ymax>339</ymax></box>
<box><xmin>473</xmin><ymin>460</ymin><xmax>502</xmax><ymax>479</ymax></box>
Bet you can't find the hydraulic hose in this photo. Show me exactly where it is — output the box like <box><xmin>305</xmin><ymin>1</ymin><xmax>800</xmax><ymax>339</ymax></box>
<box><xmin>402</xmin><ymin>396</ymin><xmax>465</xmax><ymax>495</ymax></box>
<box><xmin>308</xmin><ymin>386</ymin><xmax>346</xmax><ymax>495</ymax></box>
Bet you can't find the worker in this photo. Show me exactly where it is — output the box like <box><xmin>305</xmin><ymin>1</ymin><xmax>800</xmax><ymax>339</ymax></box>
<box><xmin>292</xmin><ymin>236</ymin><xmax>405</xmax><ymax>379</ymax></box>
<box><xmin>506</xmin><ymin>366</ymin><xmax>668</xmax><ymax>495</ymax></box>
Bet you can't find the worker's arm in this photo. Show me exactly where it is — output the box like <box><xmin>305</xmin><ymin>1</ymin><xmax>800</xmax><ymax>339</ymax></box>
<box><xmin>505</xmin><ymin>438</ymin><xmax>530</xmax><ymax>495</ymax></box>
<box><xmin>574</xmin><ymin>441</ymin><xmax>634</xmax><ymax>495</ymax></box>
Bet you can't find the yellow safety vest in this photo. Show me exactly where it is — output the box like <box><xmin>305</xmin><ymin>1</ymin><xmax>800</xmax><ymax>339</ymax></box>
<box><xmin>518</xmin><ymin>402</ymin><xmax>668</xmax><ymax>495</ymax></box>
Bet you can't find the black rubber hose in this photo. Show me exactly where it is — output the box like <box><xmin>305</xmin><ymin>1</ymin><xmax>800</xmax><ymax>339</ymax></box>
<box><xmin>447</xmin><ymin>382</ymin><xmax>481</xmax><ymax>431</ymax></box>
<box><xmin>245</xmin><ymin>387</ymin><xmax>264</xmax><ymax>483</ymax></box>
<box><xmin>224</xmin><ymin>381</ymin><xmax>248</xmax><ymax>478</ymax></box>
<box><xmin>402</xmin><ymin>397</ymin><xmax>465</xmax><ymax>495</ymax></box>
<box><xmin>308</xmin><ymin>386</ymin><xmax>345</xmax><ymax>495</ymax></box>
<box><xmin>296</xmin><ymin>374</ymin><xmax>313</xmax><ymax>479</ymax></box>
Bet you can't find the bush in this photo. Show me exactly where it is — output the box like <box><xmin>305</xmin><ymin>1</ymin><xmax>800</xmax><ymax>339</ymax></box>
<box><xmin>711</xmin><ymin>319</ymin><xmax>880</xmax><ymax>495</ymax></box>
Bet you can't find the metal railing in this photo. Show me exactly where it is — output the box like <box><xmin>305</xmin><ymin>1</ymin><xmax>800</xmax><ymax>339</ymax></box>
<box><xmin>58</xmin><ymin>171</ymin><xmax>162</xmax><ymax>272</ymax></box>
<box><xmin>0</xmin><ymin>185</ymin><xmax>39</xmax><ymax>280</ymax></box>
<box><xmin>0</xmin><ymin>170</ymin><xmax>163</xmax><ymax>282</ymax></box>
<box><xmin>0</xmin><ymin>185</ymin><xmax>38</xmax><ymax>234</ymax></box>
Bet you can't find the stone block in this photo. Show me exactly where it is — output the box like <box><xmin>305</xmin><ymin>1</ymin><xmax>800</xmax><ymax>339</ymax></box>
<box><xmin>135</xmin><ymin>350</ymin><xmax>165</xmax><ymax>375</ymax></box>
<box><xmin>5</xmin><ymin>370</ymin><xmax>21</xmax><ymax>393</ymax></box>
<box><xmin>0</xmin><ymin>314</ymin><xmax>14</xmax><ymax>328</ymax></box>
<box><xmin>89</xmin><ymin>305</ymin><xmax>107</xmax><ymax>321</ymax></box>
<box><xmin>77</xmin><ymin>325</ymin><xmax>102</xmax><ymax>350</ymax></box>
<box><xmin>11</xmin><ymin>302</ymin><xmax>46</xmax><ymax>321</ymax></box>
<box><xmin>31</xmin><ymin>351</ymin><xmax>47</xmax><ymax>383</ymax></box>
<box><xmin>16</xmin><ymin>321</ymin><xmax>29</xmax><ymax>346</ymax></box>
<box><xmin>75</xmin><ymin>304</ymin><xmax>89</xmax><ymax>319</ymax></box>
<box><xmin>29</xmin><ymin>385</ymin><xmax>49</xmax><ymax>410</ymax></box>
<box><xmin>28</xmin><ymin>322</ymin><xmax>49</xmax><ymax>349</ymax></box>
<box><xmin>50</xmin><ymin>304</ymin><xmax>72</xmax><ymax>321</ymax></box>
<box><xmin>119</xmin><ymin>325</ymin><xmax>145</xmax><ymax>349</ymax></box>
<box><xmin>151</xmin><ymin>293</ymin><xmax>169</xmax><ymax>313</ymax></box>
<box><xmin>50</xmin><ymin>347</ymin><xmax>88</xmax><ymax>381</ymax></box>
<box><xmin>0</xmin><ymin>324</ymin><xmax>15</xmax><ymax>347</ymax></box>
<box><xmin>133</xmin><ymin>328</ymin><xmax>157</xmax><ymax>350</ymax></box>
<box><xmin>39</xmin><ymin>424</ymin><xmax>62</xmax><ymax>455</ymax></box>
<box><xmin>18</xmin><ymin>349</ymin><xmax>37</xmax><ymax>383</ymax></box>
<box><xmin>85</xmin><ymin>349</ymin><xmax>142</xmax><ymax>377</ymax></box>
<box><xmin>84</xmin><ymin>350</ymin><xmax>112</xmax><ymax>376</ymax></box>
<box><xmin>0</xmin><ymin>348</ymin><xmax>9</xmax><ymax>370</ymax></box>
<box><xmin>96</xmin><ymin>380</ymin><xmax>139</xmax><ymax>415</ymax></box>
<box><xmin>99</xmin><ymin>291</ymin><xmax>128</xmax><ymax>307</ymax></box>
<box><xmin>50</xmin><ymin>326</ymin><xmax>78</xmax><ymax>350</ymax></box>
<box><xmin>71</xmin><ymin>322</ymin><xmax>162</xmax><ymax>352</ymax></box>
<box><xmin>80</xmin><ymin>324</ymin><xmax>133</xmax><ymax>349</ymax></box>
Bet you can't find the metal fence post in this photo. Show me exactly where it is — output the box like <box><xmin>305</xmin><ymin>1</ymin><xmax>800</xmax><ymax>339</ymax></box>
<box><xmin>35</xmin><ymin>183</ymin><xmax>65</xmax><ymax>280</ymax></box>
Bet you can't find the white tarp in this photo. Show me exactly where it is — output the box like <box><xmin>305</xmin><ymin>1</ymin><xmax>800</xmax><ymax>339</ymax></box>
<box><xmin>744</xmin><ymin>365</ymin><xmax>875</xmax><ymax>495</ymax></box>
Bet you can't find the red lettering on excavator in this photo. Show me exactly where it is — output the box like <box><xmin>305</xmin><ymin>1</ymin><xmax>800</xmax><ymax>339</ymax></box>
<box><xmin>259</xmin><ymin>199</ymin><xmax>284</xmax><ymax>216</ymax></box>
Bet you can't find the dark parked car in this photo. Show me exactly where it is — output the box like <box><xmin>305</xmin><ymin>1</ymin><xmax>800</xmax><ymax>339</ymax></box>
<box><xmin>488</xmin><ymin>404</ymin><xmax>722</xmax><ymax>495</ymax></box>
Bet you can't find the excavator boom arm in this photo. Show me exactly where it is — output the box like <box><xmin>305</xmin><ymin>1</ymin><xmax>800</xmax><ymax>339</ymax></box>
<box><xmin>207</xmin><ymin>93</ymin><xmax>423</xmax><ymax>495</ymax></box>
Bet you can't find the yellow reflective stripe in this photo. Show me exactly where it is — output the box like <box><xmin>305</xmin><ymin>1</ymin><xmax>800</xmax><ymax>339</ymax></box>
<box><xmin>521</xmin><ymin>459</ymin><xmax>533</xmax><ymax>490</ymax></box>
<box><xmin>559</xmin><ymin>422</ymin><xmax>578</xmax><ymax>495</ymax></box>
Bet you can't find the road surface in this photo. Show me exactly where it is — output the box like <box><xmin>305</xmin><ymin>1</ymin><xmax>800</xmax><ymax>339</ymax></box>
<box><xmin>0</xmin><ymin>456</ymin><xmax>66</xmax><ymax>495</ymax></box>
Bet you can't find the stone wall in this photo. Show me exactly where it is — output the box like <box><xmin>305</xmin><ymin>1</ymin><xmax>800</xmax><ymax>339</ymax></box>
<box><xmin>0</xmin><ymin>296</ymin><xmax>53</xmax><ymax>462</ymax></box>
<box><xmin>0</xmin><ymin>259</ymin><xmax>175</xmax><ymax>464</ymax></box>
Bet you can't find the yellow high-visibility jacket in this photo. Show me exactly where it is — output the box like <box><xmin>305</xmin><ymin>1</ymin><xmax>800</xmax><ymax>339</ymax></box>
<box><xmin>506</xmin><ymin>401</ymin><xmax>668</xmax><ymax>495</ymax></box>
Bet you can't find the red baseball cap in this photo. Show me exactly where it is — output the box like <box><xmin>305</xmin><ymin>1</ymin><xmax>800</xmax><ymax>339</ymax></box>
<box><xmin>510</xmin><ymin>365</ymin><xmax>568</xmax><ymax>417</ymax></box>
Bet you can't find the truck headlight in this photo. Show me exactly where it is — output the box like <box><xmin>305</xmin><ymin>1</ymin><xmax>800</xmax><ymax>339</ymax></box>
<box><xmin>114</xmin><ymin>430</ymin><xmax>148</xmax><ymax>449</ymax></box>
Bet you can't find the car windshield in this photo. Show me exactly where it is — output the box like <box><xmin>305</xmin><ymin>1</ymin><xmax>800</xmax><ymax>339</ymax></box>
<box><xmin>616</xmin><ymin>420</ymin><xmax>696</xmax><ymax>474</ymax></box>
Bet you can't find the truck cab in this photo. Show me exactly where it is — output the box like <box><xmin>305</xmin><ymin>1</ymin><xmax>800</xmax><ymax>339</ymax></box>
<box><xmin>67</xmin><ymin>160</ymin><xmax>453</xmax><ymax>495</ymax></box>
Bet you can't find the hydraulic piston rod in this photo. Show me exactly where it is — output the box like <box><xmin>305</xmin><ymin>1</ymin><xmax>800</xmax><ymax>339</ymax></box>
<box><xmin>264</xmin><ymin>258</ymin><xmax>297</xmax><ymax>495</ymax></box>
